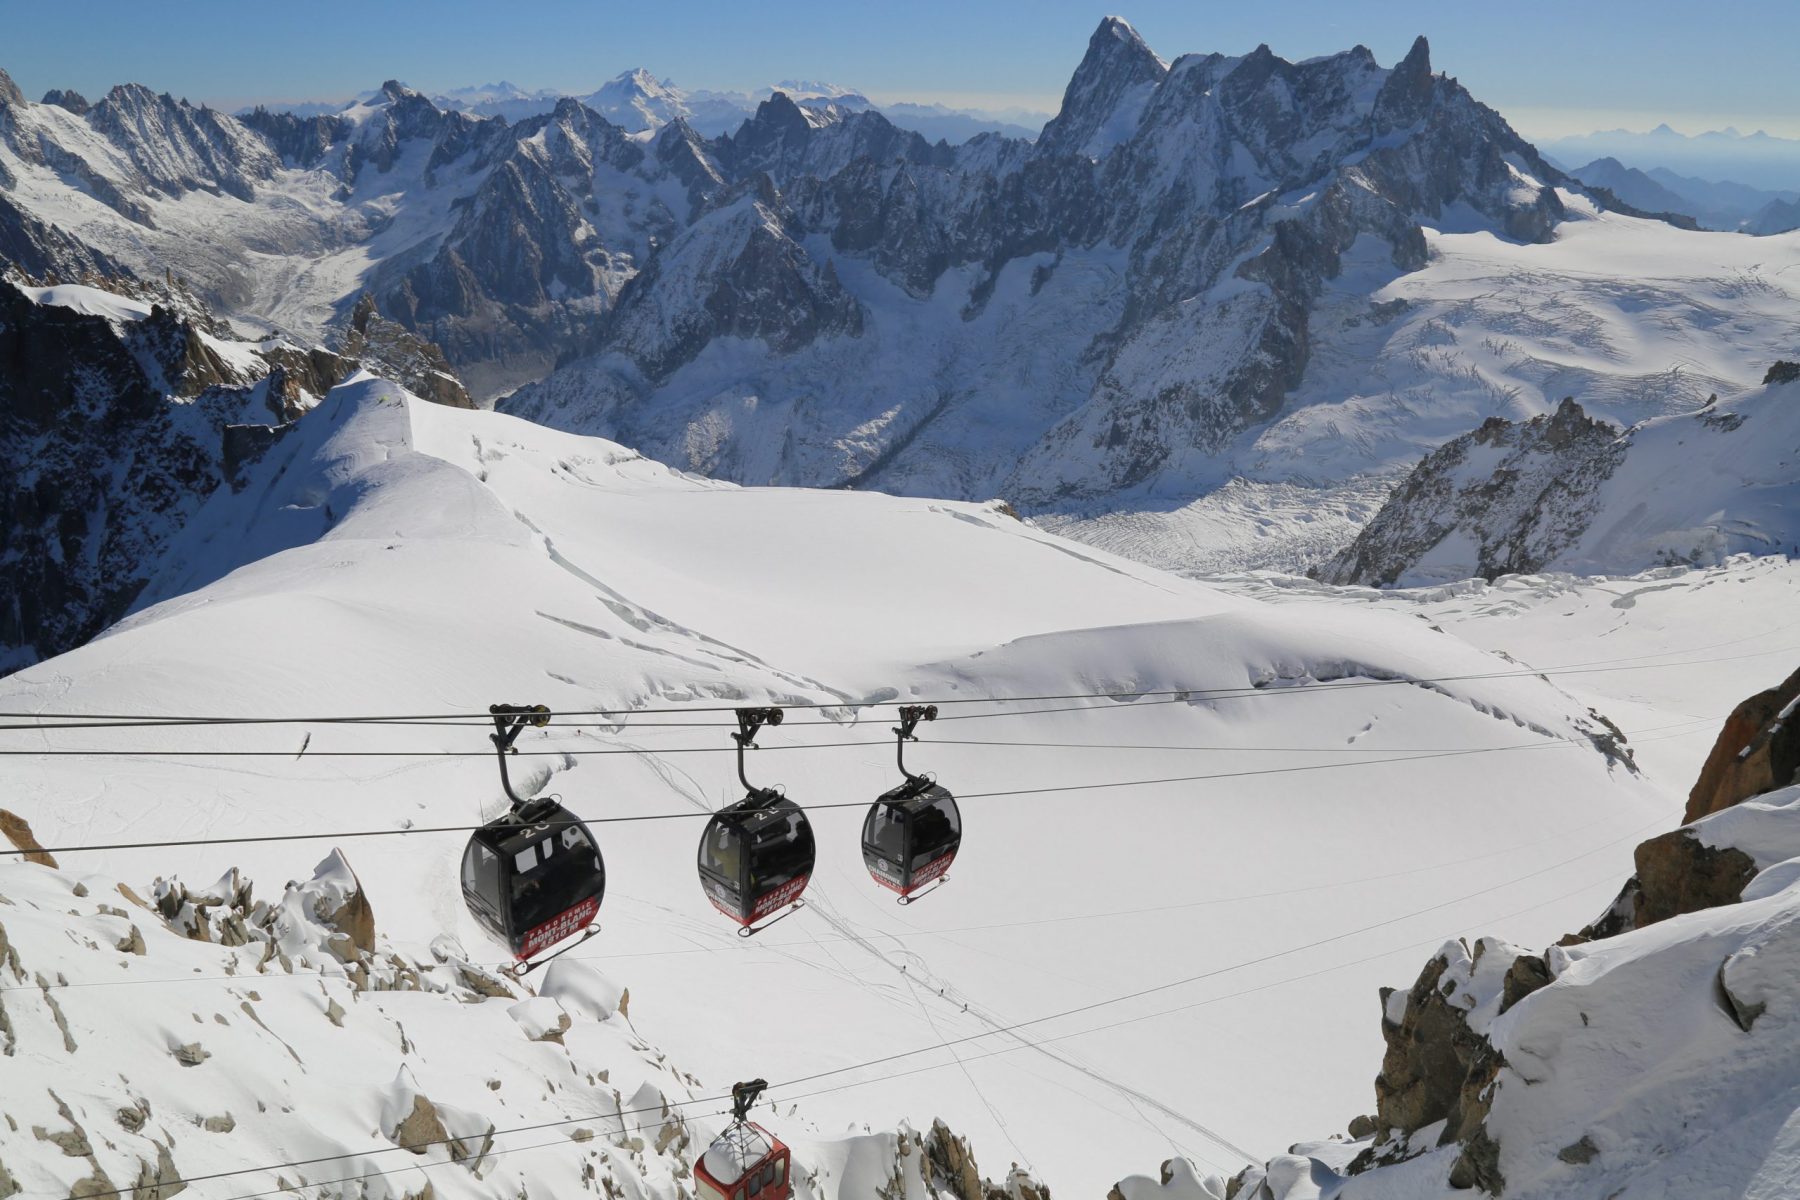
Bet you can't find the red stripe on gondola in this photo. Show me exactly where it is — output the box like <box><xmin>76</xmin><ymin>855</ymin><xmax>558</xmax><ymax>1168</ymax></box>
<box><xmin>518</xmin><ymin>895</ymin><xmax>600</xmax><ymax>959</ymax></box>
<box><xmin>749</xmin><ymin>873</ymin><xmax>810</xmax><ymax>921</ymax></box>
<box><xmin>908</xmin><ymin>849</ymin><xmax>955</xmax><ymax>891</ymax></box>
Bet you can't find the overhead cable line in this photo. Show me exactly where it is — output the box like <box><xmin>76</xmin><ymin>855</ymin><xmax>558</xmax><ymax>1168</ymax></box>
<box><xmin>5</xmin><ymin>797</ymin><xmax>1652</xmax><ymax>996</ymax></box>
<box><xmin>2</xmin><ymin>735</ymin><xmax>1631</xmax><ymax>859</ymax></box>
<box><xmin>0</xmin><ymin>638</ymin><xmax>1787</xmax><ymax>732</ymax></box>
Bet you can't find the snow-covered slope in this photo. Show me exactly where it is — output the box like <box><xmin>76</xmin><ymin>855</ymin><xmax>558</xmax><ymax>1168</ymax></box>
<box><xmin>0</xmin><ymin>378</ymin><xmax>1679</xmax><ymax>1195</ymax></box>
<box><xmin>0</xmin><ymin>840</ymin><xmax>1052</xmax><ymax>1200</ymax></box>
<box><xmin>1317</xmin><ymin>375</ymin><xmax>1800</xmax><ymax>587</ymax></box>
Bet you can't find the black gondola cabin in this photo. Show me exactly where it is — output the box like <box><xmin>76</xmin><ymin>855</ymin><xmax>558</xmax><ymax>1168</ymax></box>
<box><xmin>461</xmin><ymin>796</ymin><xmax>605</xmax><ymax>960</ymax></box>
<box><xmin>861</xmin><ymin>780</ymin><xmax>961</xmax><ymax>898</ymax></box>
<box><xmin>696</xmin><ymin>791</ymin><xmax>816</xmax><ymax>927</ymax></box>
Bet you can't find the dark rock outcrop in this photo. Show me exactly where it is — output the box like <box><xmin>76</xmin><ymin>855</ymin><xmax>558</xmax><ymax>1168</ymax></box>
<box><xmin>0</xmin><ymin>194</ymin><xmax>123</xmax><ymax>280</ymax></box>
<box><xmin>1686</xmin><ymin>664</ymin><xmax>1800</xmax><ymax>822</ymax></box>
<box><xmin>0</xmin><ymin>808</ymin><xmax>56</xmax><ymax>866</ymax></box>
<box><xmin>0</xmin><ymin>274</ymin><xmax>435</xmax><ymax>672</ymax></box>
<box><xmin>1317</xmin><ymin>398</ymin><xmax>1625</xmax><ymax>586</ymax></box>
<box><xmin>40</xmin><ymin>89</ymin><xmax>90</xmax><ymax>116</ymax></box>
<box><xmin>1630</xmin><ymin>829</ymin><xmax>1759</xmax><ymax>928</ymax></box>
<box><xmin>340</xmin><ymin>294</ymin><xmax>474</xmax><ymax>409</ymax></box>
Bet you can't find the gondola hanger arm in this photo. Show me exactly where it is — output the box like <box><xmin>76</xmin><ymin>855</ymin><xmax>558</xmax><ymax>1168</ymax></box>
<box><xmin>893</xmin><ymin>704</ymin><xmax>938</xmax><ymax>782</ymax></box>
<box><xmin>730</xmin><ymin>1078</ymin><xmax>770</xmax><ymax>1124</ymax></box>
<box><xmin>732</xmin><ymin>707</ymin><xmax>784</xmax><ymax>792</ymax></box>
<box><xmin>489</xmin><ymin>702</ymin><xmax>551</xmax><ymax>808</ymax></box>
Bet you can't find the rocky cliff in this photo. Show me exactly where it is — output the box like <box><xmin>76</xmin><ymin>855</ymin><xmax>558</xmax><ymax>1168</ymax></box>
<box><xmin>0</xmin><ymin>273</ymin><xmax>469</xmax><ymax>672</ymax></box>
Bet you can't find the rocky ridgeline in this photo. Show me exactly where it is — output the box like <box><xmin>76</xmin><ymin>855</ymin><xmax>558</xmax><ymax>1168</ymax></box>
<box><xmin>1314</xmin><ymin>398</ymin><xmax>1626</xmax><ymax>587</ymax></box>
<box><xmin>0</xmin><ymin>272</ymin><xmax>470</xmax><ymax>672</ymax></box>
<box><xmin>0</xmin><ymin>835</ymin><xmax>1047</xmax><ymax>1200</ymax></box>
<box><xmin>508</xmin><ymin>24</ymin><xmax>1627</xmax><ymax>504</ymax></box>
<box><xmin>341</xmin><ymin>293</ymin><xmax>475</xmax><ymax>411</ymax></box>
<box><xmin>1318</xmin><ymin>367</ymin><xmax>1800</xmax><ymax>587</ymax></box>
<box><xmin>4</xmin><ymin>31</ymin><xmax>1671</xmax><ymax>492</ymax></box>
<box><xmin>1141</xmin><ymin>665</ymin><xmax>1800</xmax><ymax>1198</ymax></box>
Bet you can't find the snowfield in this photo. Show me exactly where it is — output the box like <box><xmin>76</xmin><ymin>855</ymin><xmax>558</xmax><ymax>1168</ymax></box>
<box><xmin>1</xmin><ymin>378</ymin><xmax>1741</xmax><ymax>1196</ymax></box>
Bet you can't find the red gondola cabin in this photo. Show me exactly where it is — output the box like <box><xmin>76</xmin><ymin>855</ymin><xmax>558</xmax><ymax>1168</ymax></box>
<box><xmin>696</xmin><ymin>1120</ymin><xmax>792</xmax><ymax>1200</ymax></box>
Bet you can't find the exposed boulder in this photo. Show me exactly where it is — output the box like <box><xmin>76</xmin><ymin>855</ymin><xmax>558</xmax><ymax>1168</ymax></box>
<box><xmin>0</xmin><ymin>809</ymin><xmax>56</xmax><ymax>867</ymax></box>
<box><xmin>1358</xmin><ymin>936</ymin><xmax>1521</xmax><ymax>1167</ymax></box>
<box><xmin>1685</xmin><ymin>664</ymin><xmax>1800</xmax><ymax>822</ymax></box>
<box><xmin>1630</xmin><ymin>828</ymin><xmax>1758</xmax><ymax>928</ymax></box>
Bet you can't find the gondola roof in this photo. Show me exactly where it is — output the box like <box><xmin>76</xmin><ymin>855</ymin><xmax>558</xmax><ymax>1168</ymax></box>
<box><xmin>701</xmin><ymin>1124</ymin><xmax>777</xmax><ymax>1185</ymax></box>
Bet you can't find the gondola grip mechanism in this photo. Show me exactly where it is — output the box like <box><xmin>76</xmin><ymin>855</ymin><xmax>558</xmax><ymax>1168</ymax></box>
<box><xmin>732</xmin><ymin>707</ymin><xmax>784</xmax><ymax>792</ymax></box>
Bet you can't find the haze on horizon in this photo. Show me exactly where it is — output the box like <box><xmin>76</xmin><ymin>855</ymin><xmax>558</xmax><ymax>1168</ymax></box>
<box><xmin>6</xmin><ymin>0</ymin><xmax>1800</xmax><ymax>142</ymax></box>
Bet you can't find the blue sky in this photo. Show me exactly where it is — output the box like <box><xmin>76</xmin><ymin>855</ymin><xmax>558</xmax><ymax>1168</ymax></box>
<box><xmin>6</xmin><ymin>0</ymin><xmax>1797</xmax><ymax>137</ymax></box>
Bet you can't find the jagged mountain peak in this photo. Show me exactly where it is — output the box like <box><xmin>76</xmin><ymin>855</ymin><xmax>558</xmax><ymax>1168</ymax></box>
<box><xmin>376</xmin><ymin>78</ymin><xmax>426</xmax><ymax>105</ymax></box>
<box><xmin>1093</xmin><ymin>14</ymin><xmax>1157</xmax><ymax>56</ymax></box>
<box><xmin>612</xmin><ymin>66</ymin><xmax>665</xmax><ymax>89</ymax></box>
<box><xmin>1373</xmin><ymin>33</ymin><xmax>1434</xmax><ymax>128</ymax></box>
<box><xmin>0</xmin><ymin>66</ymin><xmax>22</xmax><ymax>108</ymax></box>
<box><xmin>1038</xmin><ymin>13</ymin><xmax>1170</xmax><ymax>158</ymax></box>
<box><xmin>755</xmin><ymin>90</ymin><xmax>813</xmax><ymax>125</ymax></box>
<box><xmin>732</xmin><ymin>90</ymin><xmax>820</xmax><ymax>149</ymax></box>
<box><xmin>98</xmin><ymin>81</ymin><xmax>172</xmax><ymax>111</ymax></box>
<box><xmin>41</xmin><ymin>87</ymin><xmax>90</xmax><ymax>115</ymax></box>
<box><xmin>1399</xmin><ymin>32</ymin><xmax>1432</xmax><ymax>72</ymax></box>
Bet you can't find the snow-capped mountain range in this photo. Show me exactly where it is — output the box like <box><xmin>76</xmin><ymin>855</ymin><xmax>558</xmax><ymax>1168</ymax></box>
<box><xmin>6</xmin><ymin>16</ymin><xmax>1800</xmax><ymax>581</ymax></box>
<box><xmin>5</xmin><ymin>18</ymin><xmax>1797</xmax><ymax>579</ymax></box>
<box><xmin>286</xmin><ymin>72</ymin><xmax>1046</xmax><ymax>143</ymax></box>
<box><xmin>428</xmin><ymin>72</ymin><xmax>1047</xmax><ymax>144</ymax></box>
<box><xmin>1540</xmin><ymin>123</ymin><xmax>1800</xmax><ymax>193</ymax></box>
